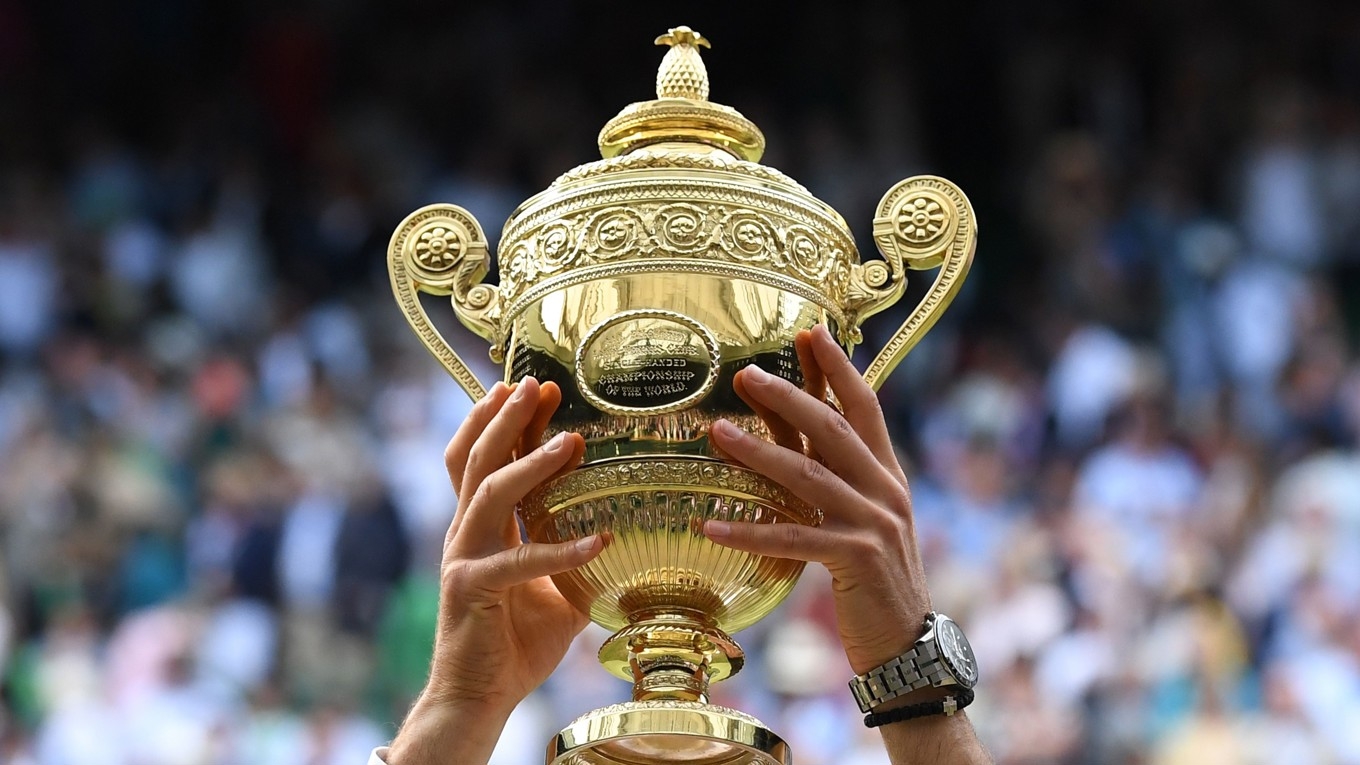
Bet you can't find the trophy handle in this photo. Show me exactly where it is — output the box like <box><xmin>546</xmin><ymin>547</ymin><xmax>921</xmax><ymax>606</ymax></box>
<box><xmin>388</xmin><ymin>204</ymin><xmax>504</xmax><ymax>401</ymax></box>
<box><xmin>845</xmin><ymin>176</ymin><xmax>977</xmax><ymax>391</ymax></box>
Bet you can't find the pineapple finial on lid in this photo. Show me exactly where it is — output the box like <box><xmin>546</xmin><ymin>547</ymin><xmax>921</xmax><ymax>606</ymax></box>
<box><xmin>654</xmin><ymin>26</ymin><xmax>711</xmax><ymax>101</ymax></box>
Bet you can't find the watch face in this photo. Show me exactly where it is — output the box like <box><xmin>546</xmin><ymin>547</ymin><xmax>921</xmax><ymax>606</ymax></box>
<box><xmin>935</xmin><ymin>617</ymin><xmax>979</xmax><ymax>689</ymax></box>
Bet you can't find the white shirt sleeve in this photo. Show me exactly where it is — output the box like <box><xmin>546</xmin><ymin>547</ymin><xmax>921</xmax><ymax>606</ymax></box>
<box><xmin>368</xmin><ymin>747</ymin><xmax>390</xmax><ymax>765</ymax></box>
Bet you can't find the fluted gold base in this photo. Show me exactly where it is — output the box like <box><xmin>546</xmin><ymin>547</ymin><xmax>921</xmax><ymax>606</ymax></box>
<box><xmin>548</xmin><ymin>701</ymin><xmax>790</xmax><ymax>765</ymax></box>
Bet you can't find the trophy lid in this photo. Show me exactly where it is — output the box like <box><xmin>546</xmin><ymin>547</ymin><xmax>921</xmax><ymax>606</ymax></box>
<box><xmin>494</xmin><ymin>26</ymin><xmax>867</xmax><ymax>350</ymax></box>
<box><xmin>597</xmin><ymin>26</ymin><xmax>766</xmax><ymax>161</ymax></box>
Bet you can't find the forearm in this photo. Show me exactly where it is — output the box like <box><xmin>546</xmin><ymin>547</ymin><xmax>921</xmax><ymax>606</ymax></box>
<box><xmin>881</xmin><ymin>711</ymin><xmax>992</xmax><ymax>765</ymax></box>
<box><xmin>385</xmin><ymin>693</ymin><xmax>513</xmax><ymax>765</ymax></box>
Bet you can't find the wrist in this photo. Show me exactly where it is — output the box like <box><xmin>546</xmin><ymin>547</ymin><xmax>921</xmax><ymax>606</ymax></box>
<box><xmin>848</xmin><ymin>612</ymin><xmax>979</xmax><ymax>716</ymax></box>
<box><xmin>387</xmin><ymin>692</ymin><xmax>514</xmax><ymax>765</ymax></box>
<box><xmin>845</xmin><ymin>604</ymin><xmax>933</xmax><ymax>675</ymax></box>
<box><xmin>421</xmin><ymin>675</ymin><xmax>524</xmax><ymax>720</ymax></box>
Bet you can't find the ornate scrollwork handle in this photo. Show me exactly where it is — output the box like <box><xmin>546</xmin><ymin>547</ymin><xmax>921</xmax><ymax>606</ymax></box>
<box><xmin>387</xmin><ymin>204</ymin><xmax>503</xmax><ymax>401</ymax></box>
<box><xmin>845</xmin><ymin>176</ymin><xmax>977</xmax><ymax>391</ymax></box>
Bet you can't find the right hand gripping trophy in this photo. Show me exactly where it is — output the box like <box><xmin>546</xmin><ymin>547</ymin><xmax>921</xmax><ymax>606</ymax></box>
<box><xmin>388</xmin><ymin>26</ymin><xmax>977</xmax><ymax>765</ymax></box>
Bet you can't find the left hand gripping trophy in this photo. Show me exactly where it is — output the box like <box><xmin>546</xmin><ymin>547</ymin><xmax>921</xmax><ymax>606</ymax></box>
<box><xmin>387</xmin><ymin>26</ymin><xmax>976</xmax><ymax>765</ymax></box>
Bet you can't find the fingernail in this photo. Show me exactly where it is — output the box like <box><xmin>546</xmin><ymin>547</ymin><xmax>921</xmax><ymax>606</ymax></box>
<box><xmin>711</xmin><ymin>419</ymin><xmax>742</xmax><ymax>439</ymax></box>
<box><xmin>510</xmin><ymin>378</ymin><xmax>530</xmax><ymax>399</ymax></box>
<box><xmin>704</xmin><ymin>520</ymin><xmax>731</xmax><ymax>538</ymax></box>
<box><xmin>543</xmin><ymin>432</ymin><xmax>567</xmax><ymax>453</ymax></box>
<box><xmin>744</xmin><ymin>365</ymin><xmax>771</xmax><ymax>384</ymax></box>
<box><xmin>575</xmin><ymin>535</ymin><xmax>601</xmax><ymax>553</ymax></box>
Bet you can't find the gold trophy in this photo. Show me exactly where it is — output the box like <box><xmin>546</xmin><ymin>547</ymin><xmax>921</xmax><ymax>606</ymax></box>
<box><xmin>387</xmin><ymin>26</ymin><xmax>976</xmax><ymax>765</ymax></box>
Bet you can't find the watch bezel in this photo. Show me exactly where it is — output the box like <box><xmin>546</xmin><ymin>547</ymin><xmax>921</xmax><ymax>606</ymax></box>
<box><xmin>931</xmin><ymin>615</ymin><xmax>979</xmax><ymax>689</ymax></box>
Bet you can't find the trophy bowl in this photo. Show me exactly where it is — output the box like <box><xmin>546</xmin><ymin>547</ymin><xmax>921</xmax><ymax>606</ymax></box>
<box><xmin>387</xmin><ymin>25</ymin><xmax>976</xmax><ymax>765</ymax></box>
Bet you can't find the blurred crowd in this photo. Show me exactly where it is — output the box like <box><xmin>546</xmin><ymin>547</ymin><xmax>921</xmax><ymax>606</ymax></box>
<box><xmin>3</xmin><ymin>1</ymin><xmax>1360</xmax><ymax>764</ymax></box>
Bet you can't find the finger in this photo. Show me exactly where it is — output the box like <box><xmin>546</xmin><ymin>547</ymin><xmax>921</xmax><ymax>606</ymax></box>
<box><xmin>510</xmin><ymin>431</ymin><xmax>586</xmax><ymax>546</ymax></box>
<box><xmin>459</xmin><ymin>377</ymin><xmax>542</xmax><ymax>506</ymax></box>
<box><xmin>702</xmin><ymin>519</ymin><xmax>870</xmax><ymax>572</ymax></box>
<box><xmin>709</xmin><ymin>418</ymin><xmax>892</xmax><ymax>525</ymax></box>
<box><xmin>549</xmin><ymin>433</ymin><xmax>587</xmax><ymax>481</ymax></box>
<box><xmin>732</xmin><ymin>365</ymin><xmax>897</xmax><ymax>497</ymax></box>
<box><xmin>453</xmin><ymin>430</ymin><xmax>581</xmax><ymax>556</ymax></box>
<box><xmin>733</xmin><ymin>368</ymin><xmax>803</xmax><ymax>452</ymax></box>
<box><xmin>444</xmin><ymin>382</ymin><xmax>513</xmax><ymax>498</ymax></box>
<box><xmin>809</xmin><ymin>324</ymin><xmax>900</xmax><ymax>476</ymax></box>
<box><xmin>795</xmin><ymin>329</ymin><xmax>828</xmax><ymax>461</ymax></box>
<box><xmin>466</xmin><ymin>535</ymin><xmax>604</xmax><ymax>594</ymax></box>
<box><xmin>796</xmin><ymin>329</ymin><xmax>828</xmax><ymax>403</ymax></box>
<box><xmin>518</xmin><ymin>381</ymin><xmax>563</xmax><ymax>458</ymax></box>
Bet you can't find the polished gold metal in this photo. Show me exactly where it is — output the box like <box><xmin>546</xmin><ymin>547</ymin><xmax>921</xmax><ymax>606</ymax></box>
<box><xmin>387</xmin><ymin>24</ymin><xmax>977</xmax><ymax>765</ymax></box>
<box><xmin>551</xmin><ymin>702</ymin><xmax>791</xmax><ymax>764</ymax></box>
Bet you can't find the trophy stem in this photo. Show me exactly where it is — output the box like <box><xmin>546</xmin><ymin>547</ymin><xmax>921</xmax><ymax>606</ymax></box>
<box><xmin>598</xmin><ymin>610</ymin><xmax>745</xmax><ymax>703</ymax></box>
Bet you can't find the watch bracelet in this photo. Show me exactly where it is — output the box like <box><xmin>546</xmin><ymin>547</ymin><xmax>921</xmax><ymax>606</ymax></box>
<box><xmin>849</xmin><ymin>640</ymin><xmax>944</xmax><ymax>712</ymax></box>
<box><xmin>863</xmin><ymin>687</ymin><xmax>976</xmax><ymax>728</ymax></box>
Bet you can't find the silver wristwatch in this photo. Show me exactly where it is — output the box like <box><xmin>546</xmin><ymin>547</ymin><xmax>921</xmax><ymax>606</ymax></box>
<box><xmin>848</xmin><ymin>612</ymin><xmax>979</xmax><ymax>713</ymax></box>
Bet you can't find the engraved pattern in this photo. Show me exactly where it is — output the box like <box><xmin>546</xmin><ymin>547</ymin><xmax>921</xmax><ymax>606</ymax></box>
<box><xmin>655</xmin><ymin>203</ymin><xmax>712</xmax><ymax>252</ymax></box>
<box><xmin>521</xmin><ymin>462</ymin><xmax>817</xmax><ymax>635</ymax></box>
<box><xmin>552</xmin><ymin>148</ymin><xmax>804</xmax><ymax>191</ymax></box>
<box><xmin>718</xmin><ymin>210</ymin><xmax>779</xmax><ymax>262</ymax></box>
<box><xmin>894</xmin><ymin>195</ymin><xmax>948</xmax><ymax>245</ymax></box>
<box><xmin>585</xmin><ymin>208</ymin><xmax>645</xmax><ymax>259</ymax></box>
<box><xmin>782</xmin><ymin>224</ymin><xmax>830</xmax><ymax>281</ymax></box>
<box><xmin>573</xmin><ymin>309</ymin><xmax>723</xmax><ymax>417</ymax></box>
<box><xmin>500</xmin><ymin>242</ymin><xmax>535</xmax><ymax>304</ymax></box>
<box><xmin>858</xmin><ymin>176</ymin><xmax>977</xmax><ymax>390</ymax></box>
<box><xmin>522</xmin><ymin>458</ymin><xmax>820</xmax><ymax>526</ymax></box>
<box><xmin>414</xmin><ymin>225</ymin><xmax>463</xmax><ymax>270</ymax></box>
<box><xmin>563</xmin><ymin>700</ymin><xmax>771</xmax><ymax>729</ymax></box>
<box><xmin>537</xmin><ymin>221</ymin><xmax>577</xmax><ymax>269</ymax></box>
<box><xmin>512</xmin><ymin>176</ymin><xmax>843</xmax><ymax>248</ymax></box>
<box><xmin>387</xmin><ymin>204</ymin><xmax>500</xmax><ymax>399</ymax></box>
<box><xmin>653</xmin><ymin>26</ymin><xmax>711</xmax><ymax>100</ymax></box>
<box><xmin>496</xmin><ymin>176</ymin><xmax>859</xmax><ymax>326</ymax></box>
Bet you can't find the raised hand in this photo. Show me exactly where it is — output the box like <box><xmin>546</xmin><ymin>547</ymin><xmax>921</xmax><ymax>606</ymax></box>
<box><xmin>708</xmin><ymin>324</ymin><xmax>991</xmax><ymax>763</ymax></box>
<box><xmin>388</xmin><ymin>378</ymin><xmax>598</xmax><ymax>765</ymax></box>
<box><xmin>707</xmin><ymin>324</ymin><xmax>931</xmax><ymax>674</ymax></box>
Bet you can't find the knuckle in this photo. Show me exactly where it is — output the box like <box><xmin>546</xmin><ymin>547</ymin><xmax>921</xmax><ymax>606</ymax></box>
<box><xmin>870</xmin><ymin>507</ymin><xmax>905</xmax><ymax>537</ymax></box>
<box><xmin>512</xmin><ymin>544</ymin><xmax>537</xmax><ymax>569</ymax></box>
<box><xmin>464</xmin><ymin>445</ymin><xmax>489</xmax><ymax>476</ymax></box>
<box><xmin>776</xmin><ymin>521</ymin><xmax>803</xmax><ymax>546</ymax></box>
<box><xmin>771</xmin><ymin>376</ymin><xmax>799</xmax><ymax>403</ymax></box>
<box><xmin>825</xmin><ymin>407</ymin><xmax>854</xmax><ymax>439</ymax></box>
<box><xmin>848</xmin><ymin>534</ymin><xmax>881</xmax><ymax>561</ymax></box>
<box><xmin>440</xmin><ymin>561</ymin><xmax>474</xmax><ymax>593</ymax></box>
<box><xmin>887</xmin><ymin>484</ymin><xmax>914</xmax><ymax>516</ymax></box>
<box><xmin>471</xmin><ymin>474</ymin><xmax>500</xmax><ymax>507</ymax></box>
<box><xmin>861</xmin><ymin>390</ymin><xmax>885</xmax><ymax>418</ymax></box>
<box><xmin>797</xmin><ymin>455</ymin><xmax>828</xmax><ymax>485</ymax></box>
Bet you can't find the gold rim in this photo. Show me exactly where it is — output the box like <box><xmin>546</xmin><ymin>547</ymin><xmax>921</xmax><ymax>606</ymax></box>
<box><xmin>549</xmin><ymin>701</ymin><xmax>791</xmax><ymax>765</ymax></box>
